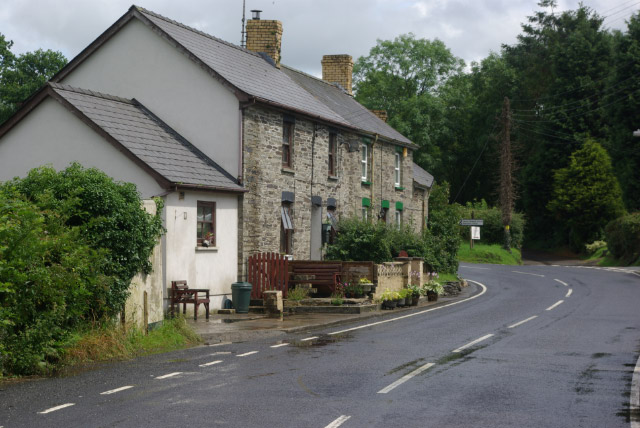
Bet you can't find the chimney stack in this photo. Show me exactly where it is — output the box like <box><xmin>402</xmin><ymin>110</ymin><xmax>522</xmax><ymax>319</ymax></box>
<box><xmin>370</xmin><ymin>110</ymin><xmax>388</xmax><ymax>122</ymax></box>
<box><xmin>321</xmin><ymin>55</ymin><xmax>354</xmax><ymax>95</ymax></box>
<box><xmin>245</xmin><ymin>11</ymin><xmax>283</xmax><ymax>68</ymax></box>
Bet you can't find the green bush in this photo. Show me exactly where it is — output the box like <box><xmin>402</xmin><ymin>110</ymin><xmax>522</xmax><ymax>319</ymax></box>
<box><xmin>605</xmin><ymin>213</ymin><xmax>640</xmax><ymax>263</ymax></box>
<box><xmin>459</xmin><ymin>200</ymin><xmax>525</xmax><ymax>248</ymax></box>
<box><xmin>0</xmin><ymin>163</ymin><xmax>164</xmax><ymax>375</ymax></box>
<box><xmin>424</xmin><ymin>183</ymin><xmax>461</xmax><ymax>273</ymax></box>
<box><xmin>325</xmin><ymin>218</ymin><xmax>392</xmax><ymax>263</ymax></box>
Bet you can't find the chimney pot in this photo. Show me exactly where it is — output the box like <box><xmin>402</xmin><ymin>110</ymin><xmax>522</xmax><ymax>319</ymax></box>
<box><xmin>250</xmin><ymin>10</ymin><xmax>262</xmax><ymax>20</ymax></box>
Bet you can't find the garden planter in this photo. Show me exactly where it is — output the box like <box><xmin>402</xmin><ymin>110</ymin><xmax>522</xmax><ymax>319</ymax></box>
<box><xmin>361</xmin><ymin>283</ymin><xmax>373</xmax><ymax>293</ymax></box>
<box><xmin>397</xmin><ymin>298</ymin><xmax>406</xmax><ymax>306</ymax></box>
<box><xmin>383</xmin><ymin>300</ymin><xmax>397</xmax><ymax>309</ymax></box>
<box><xmin>427</xmin><ymin>291</ymin><xmax>438</xmax><ymax>301</ymax></box>
<box><xmin>411</xmin><ymin>295</ymin><xmax>420</xmax><ymax>306</ymax></box>
<box><xmin>405</xmin><ymin>295</ymin><xmax>413</xmax><ymax>306</ymax></box>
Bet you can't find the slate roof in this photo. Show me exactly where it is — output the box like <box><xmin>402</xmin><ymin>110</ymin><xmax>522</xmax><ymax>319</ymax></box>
<box><xmin>48</xmin><ymin>83</ymin><xmax>244</xmax><ymax>192</ymax></box>
<box><xmin>413</xmin><ymin>163</ymin><xmax>434</xmax><ymax>189</ymax></box>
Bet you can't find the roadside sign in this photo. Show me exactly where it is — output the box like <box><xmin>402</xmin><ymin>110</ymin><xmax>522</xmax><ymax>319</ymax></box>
<box><xmin>471</xmin><ymin>226</ymin><xmax>480</xmax><ymax>240</ymax></box>
<box><xmin>459</xmin><ymin>219</ymin><xmax>484</xmax><ymax>226</ymax></box>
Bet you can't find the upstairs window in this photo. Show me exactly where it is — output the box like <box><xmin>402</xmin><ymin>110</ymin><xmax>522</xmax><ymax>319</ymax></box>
<box><xmin>282</xmin><ymin>120</ymin><xmax>294</xmax><ymax>168</ymax></box>
<box><xmin>197</xmin><ymin>201</ymin><xmax>216</xmax><ymax>247</ymax></box>
<box><xmin>394</xmin><ymin>152</ymin><xmax>402</xmax><ymax>187</ymax></box>
<box><xmin>328</xmin><ymin>133</ymin><xmax>337</xmax><ymax>176</ymax></box>
<box><xmin>361</xmin><ymin>143</ymin><xmax>368</xmax><ymax>181</ymax></box>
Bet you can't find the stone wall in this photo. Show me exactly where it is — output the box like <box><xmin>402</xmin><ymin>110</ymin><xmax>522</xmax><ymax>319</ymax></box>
<box><xmin>373</xmin><ymin>262</ymin><xmax>406</xmax><ymax>299</ymax></box>
<box><xmin>245</xmin><ymin>19</ymin><xmax>283</xmax><ymax>67</ymax></box>
<box><xmin>239</xmin><ymin>104</ymin><xmax>427</xmax><ymax>279</ymax></box>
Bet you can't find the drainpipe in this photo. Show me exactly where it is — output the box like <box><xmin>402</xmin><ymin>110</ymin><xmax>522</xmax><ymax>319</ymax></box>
<box><xmin>371</xmin><ymin>134</ymin><xmax>378</xmax><ymax>216</ymax></box>
<box><xmin>310</xmin><ymin>123</ymin><xmax>317</xmax><ymax>259</ymax></box>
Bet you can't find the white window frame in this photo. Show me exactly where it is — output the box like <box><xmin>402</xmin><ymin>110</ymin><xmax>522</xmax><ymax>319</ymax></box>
<box><xmin>395</xmin><ymin>210</ymin><xmax>402</xmax><ymax>229</ymax></box>
<box><xmin>394</xmin><ymin>152</ymin><xmax>401</xmax><ymax>187</ymax></box>
<box><xmin>362</xmin><ymin>207</ymin><xmax>368</xmax><ymax>221</ymax></box>
<box><xmin>361</xmin><ymin>143</ymin><xmax>368</xmax><ymax>181</ymax></box>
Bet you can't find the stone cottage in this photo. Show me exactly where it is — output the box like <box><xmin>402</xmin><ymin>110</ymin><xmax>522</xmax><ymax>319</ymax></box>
<box><xmin>0</xmin><ymin>5</ymin><xmax>433</xmax><ymax>314</ymax></box>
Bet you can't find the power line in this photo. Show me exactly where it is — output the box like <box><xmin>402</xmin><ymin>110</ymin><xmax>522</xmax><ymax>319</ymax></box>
<box><xmin>452</xmin><ymin>122</ymin><xmax>498</xmax><ymax>203</ymax></box>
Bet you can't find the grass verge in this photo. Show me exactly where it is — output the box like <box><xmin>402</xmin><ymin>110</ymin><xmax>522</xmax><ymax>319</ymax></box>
<box><xmin>582</xmin><ymin>246</ymin><xmax>640</xmax><ymax>267</ymax></box>
<box><xmin>458</xmin><ymin>242</ymin><xmax>522</xmax><ymax>265</ymax></box>
<box><xmin>58</xmin><ymin>316</ymin><xmax>201</xmax><ymax>371</ymax></box>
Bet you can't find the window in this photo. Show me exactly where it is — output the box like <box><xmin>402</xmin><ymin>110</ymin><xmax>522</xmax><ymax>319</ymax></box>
<box><xmin>361</xmin><ymin>143</ymin><xmax>368</xmax><ymax>181</ymax></box>
<box><xmin>395</xmin><ymin>210</ymin><xmax>402</xmax><ymax>229</ymax></box>
<box><xmin>197</xmin><ymin>201</ymin><xmax>216</xmax><ymax>246</ymax></box>
<box><xmin>328</xmin><ymin>133</ymin><xmax>337</xmax><ymax>176</ymax></box>
<box><xmin>327</xmin><ymin>208</ymin><xmax>338</xmax><ymax>244</ymax></box>
<box><xmin>280</xmin><ymin>204</ymin><xmax>294</xmax><ymax>254</ymax></box>
<box><xmin>379</xmin><ymin>200</ymin><xmax>390</xmax><ymax>223</ymax></box>
<box><xmin>394</xmin><ymin>152</ymin><xmax>402</xmax><ymax>187</ymax></box>
<box><xmin>282</xmin><ymin>120</ymin><xmax>294</xmax><ymax>167</ymax></box>
<box><xmin>362</xmin><ymin>197</ymin><xmax>371</xmax><ymax>222</ymax></box>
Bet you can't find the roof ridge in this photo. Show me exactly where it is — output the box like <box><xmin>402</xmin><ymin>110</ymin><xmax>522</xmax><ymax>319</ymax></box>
<box><xmin>48</xmin><ymin>82</ymin><xmax>134</xmax><ymax>105</ymax></box>
<box><xmin>133</xmin><ymin>5</ymin><xmax>262</xmax><ymax>59</ymax></box>
<box><xmin>280</xmin><ymin>64</ymin><xmax>346</xmax><ymax>92</ymax></box>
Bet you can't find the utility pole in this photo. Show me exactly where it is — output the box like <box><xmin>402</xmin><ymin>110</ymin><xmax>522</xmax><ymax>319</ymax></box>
<box><xmin>499</xmin><ymin>96</ymin><xmax>515</xmax><ymax>253</ymax></box>
<box><xmin>240</xmin><ymin>0</ymin><xmax>247</xmax><ymax>48</ymax></box>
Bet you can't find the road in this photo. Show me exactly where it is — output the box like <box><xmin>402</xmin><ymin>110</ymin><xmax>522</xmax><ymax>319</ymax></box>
<box><xmin>1</xmin><ymin>264</ymin><xmax>639</xmax><ymax>427</ymax></box>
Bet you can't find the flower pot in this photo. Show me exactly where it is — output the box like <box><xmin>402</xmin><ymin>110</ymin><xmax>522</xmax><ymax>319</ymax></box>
<box><xmin>427</xmin><ymin>291</ymin><xmax>438</xmax><ymax>301</ymax></box>
<box><xmin>397</xmin><ymin>298</ymin><xmax>406</xmax><ymax>306</ymax></box>
<box><xmin>361</xmin><ymin>283</ymin><xmax>372</xmax><ymax>293</ymax></box>
<box><xmin>383</xmin><ymin>300</ymin><xmax>397</xmax><ymax>309</ymax></box>
<box><xmin>405</xmin><ymin>295</ymin><xmax>413</xmax><ymax>306</ymax></box>
<box><xmin>411</xmin><ymin>295</ymin><xmax>420</xmax><ymax>306</ymax></box>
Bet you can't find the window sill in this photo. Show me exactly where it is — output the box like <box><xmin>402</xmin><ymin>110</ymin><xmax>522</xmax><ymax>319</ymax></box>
<box><xmin>395</xmin><ymin>186</ymin><xmax>405</xmax><ymax>191</ymax></box>
<box><xmin>195</xmin><ymin>246</ymin><xmax>218</xmax><ymax>252</ymax></box>
<box><xmin>281</xmin><ymin>167</ymin><xmax>295</xmax><ymax>175</ymax></box>
<box><xmin>361</xmin><ymin>180</ymin><xmax>372</xmax><ymax>186</ymax></box>
<box><xmin>328</xmin><ymin>175</ymin><xmax>338</xmax><ymax>181</ymax></box>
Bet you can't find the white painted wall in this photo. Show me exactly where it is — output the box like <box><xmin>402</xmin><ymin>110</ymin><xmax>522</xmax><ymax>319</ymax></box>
<box><xmin>164</xmin><ymin>190</ymin><xmax>238</xmax><ymax>315</ymax></box>
<box><xmin>0</xmin><ymin>98</ymin><xmax>164</xmax><ymax>198</ymax></box>
<box><xmin>61</xmin><ymin>19</ymin><xmax>240</xmax><ymax>178</ymax></box>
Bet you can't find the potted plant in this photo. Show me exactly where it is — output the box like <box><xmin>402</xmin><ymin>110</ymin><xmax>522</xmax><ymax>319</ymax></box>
<box><xmin>403</xmin><ymin>288</ymin><xmax>413</xmax><ymax>306</ymax></box>
<box><xmin>422</xmin><ymin>280</ymin><xmax>444</xmax><ymax>302</ymax></box>
<box><xmin>380</xmin><ymin>289</ymin><xmax>399</xmax><ymax>309</ymax></box>
<box><xmin>407</xmin><ymin>283</ymin><xmax>421</xmax><ymax>306</ymax></box>
<box><xmin>397</xmin><ymin>288</ymin><xmax>407</xmax><ymax>307</ymax></box>
<box><xmin>359</xmin><ymin>277</ymin><xmax>373</xmax><ymax>294</ymax></box>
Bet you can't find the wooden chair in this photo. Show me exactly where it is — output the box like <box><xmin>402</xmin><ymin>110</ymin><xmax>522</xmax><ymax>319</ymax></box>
<box><xmin>170</xmin><ymin>280</ymin><xmax>210</xmax><ymax>320</ymax></box>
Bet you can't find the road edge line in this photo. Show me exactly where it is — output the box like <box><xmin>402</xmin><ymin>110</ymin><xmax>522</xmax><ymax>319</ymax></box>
<box><xmin>632</xmin><ymin>352</ymin><xmax>640</xmax><ymax>428</ymax></box>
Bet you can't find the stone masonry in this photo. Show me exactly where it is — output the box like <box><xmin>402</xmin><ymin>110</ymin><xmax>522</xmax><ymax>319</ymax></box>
<box><xmin>238</xmin><ymin>104</ymin><xmax>427</xmax><ymax>279</ymax></box>
<box><xmin>321</xmin><ymin>55</ymin><xmax>354</xmax><ymax>95</ymax></box>
<box><xmin>246</xmin><ymin>19</ymin><xmax>283</xmax><ymax>67</ymax></box>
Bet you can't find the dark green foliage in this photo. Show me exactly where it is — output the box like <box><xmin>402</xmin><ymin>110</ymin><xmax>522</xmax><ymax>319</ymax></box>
<box><xmin>0</xmin><ymin>33</ymin><xmax>67</xmax><ymax>124</ymax></box>
<box><xmin>324</xmin><ymin>218</ymin><xmax>391</xmax><ymax>264</ymax></box>
<box><xmin>424</xmin><ymin>183</ymin><xmax>461</xmax><ymax>273</ymax></box>
<box><xmin>547</xmin><ymin>140</ymin><xmax>626</xmax><ymax>251</ymax></box>
<box><xmin>4</xmin><ymin>164</ymin><xmax>164</xmax><ymax>315</ymax></box>
<box><xmin>459</xmin><ymin>201</ymin><xmax>525</xmax><ymax>248</ymax></box>
<box><xmin>605</xmin><ymin>213</ymin><xmax>640</xmax><ymax>263</ymax></box>
<box><xmin>0</xmin><ymin>164</ymin><xmax>164</xmax><ymax>375</ymax></box>
<box><xmin>0</xmin><ymin>193</ymin><xmax>113</xmax><ymax>374</ymax></box>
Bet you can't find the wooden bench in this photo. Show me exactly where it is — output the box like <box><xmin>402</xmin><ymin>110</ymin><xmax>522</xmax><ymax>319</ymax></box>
<box><xmin>170</xmin><ymin>280</ymin><xmax>210</xmax><ymax>320</ymax></box>
<box><xmin>289</xmin><ymin>263</ymin><xmax>342</xmax><ymax>296</ymax></box>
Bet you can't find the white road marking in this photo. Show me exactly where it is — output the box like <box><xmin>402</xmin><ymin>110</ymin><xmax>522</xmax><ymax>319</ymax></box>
<box><xmin>329</xmin><ymin>280</ymin><xmax>487</xmax><ymax>335</ymax></box>
<box><xmin>301</xmin><ymin>336</ymin><xmax>318</xmax><ymax>342</ymax></box>
<box><xmin>461</xmin><ymin>266</ymin><xmax>490</xmax><ymax>270</ymax></box>
<box><xmin>100</xmin><ymin>385</ymin><xmax>134</xmax><ymax>395</ymax></box>
<box><xmin>512</xmin><ymin>270</ymin><xmax>545</xmax><ymax>277</ymax></box>
<box><xmin>210</xmin><ymin>351</ymin><xmax>231</xmax><ymax>355</ymax></box>
<box><xmin>237</xmin><ymin>351</ymin><xmax>259</xmax><ymax>357</ymax></box>
<box><xmin>452</xmin><ymin>334</ymin><xmax>494</xmax><ymax>353</ymax></box>
<box><xmin>565</xmin><ymin>289</ymin><xmax>573</xmax><ymax>298</ymax></box>
<box><xmin>554</xmin><ymin>279</ymin><xmax>568</xmax><ymax>286</ymax></box>
<box><xmin>270</xmin><ymin>343</ymin><xmax>289</xmax><ymax>348</ymax></box>
<box><xmin>207</xmin><ymin>342</ymin><xmax>232</xmax><ymax>347</ymax></box>
<box><xmin>508</xmin><ymin>315</ymin><xmax>538</xmax><ymax>329</ymax></box>
<box><xmin>546</xmin><ymin>300</ymin><xmax>564</xmax><ymax>311</ymax></box>
<box><xmin>378</xmin><ymin>363</ymin><xmax>435</xmax><ymax>394</ymax></box>
<box><xmin>325</xmin><ymin>415</ymin><xmax>352</xmax><ymax>428</ymax></box>
<box><xmin>38</xmin><ymin>403</ymin><xmax>75</xmax><ymax>414</ymax></box>
<box><xmin>199</xmin><ymin>360</ymin><xmax>223</xmax><ymax>367</ymax></box>
<box><xmin>631</xmin><ymin>353</ymin><xmax>640</xmax><ymax>428</ymax></box>
<box><xmin>155</xmin><ymin>372</ymin><xmax>182</xmax><ymax>379</ymax></box>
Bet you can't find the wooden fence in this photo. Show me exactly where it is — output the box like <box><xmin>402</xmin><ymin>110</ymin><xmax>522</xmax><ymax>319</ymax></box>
<box><xmin>247</xmin><ymin>252</ymin><xmax>289</xmax><ymax>299</ymax></box>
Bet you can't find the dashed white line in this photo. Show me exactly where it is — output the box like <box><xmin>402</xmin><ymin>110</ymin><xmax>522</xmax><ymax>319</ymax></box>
<box><xmin>210</xmin><ymin>351</ymin><xmax>232</xmax><ymax>356</ymax></box>
<box><xmin>156</xmin><ymin>372</ymin><xmax>182</xmax><ymax>379</ymax></box>
<box><xmin>325</xmin><ymin>415</ymin><xmax>352</xmax><ymax>428</ymax></box>
<box><xmin>207</xmin><ymin>342</ymin><xmax>232</xmax><ymax>347</ymax></box>
<box><xmin>508</xmin><ymin>315</ymin><xmax>538</xmax><ymax>329</ymax></box>
<box><xmin>378</xmin><ymin>363</ymin><xmax>435</xmax><ymax>394</ymax></box>
<box><xmin>546</xmin><ymin>300</ymin><xmax>564</xmax><ymax>311</ymax></box>
<box><xmin>100</xmin><ymin>385</ymin><xmax>134</xmax><ymax>395</ymax></box>
<box><xmin>38</xmin><ymin>403</ymin><xmax>75</xmax><ymax>414</ymax></box>
<box><xmin>631</xmin><ymin>353</ymin><xmax>640</xmax><ymax>428</ymax></box>
<box><xmin>301</xmin><ymin>336</ymin><xmax>318</xmax><ymax>342</ymax></box>
<box><xmin>461</xmin><ymin>266</ymin><xmax>490</xmax><ymax>270</ymax></box>
<box><xmin>237</xmin><ymin>351</ymin><xmax>259</xmax><ymax>357</ymax></box>
<box><xmin>554</xmin><ymin>279</ymin><xmax>568</xmax><ymax>286</ymax></box>
<box><xmin>199</xmin><ymin>360</ymin><xmax>223</xmax><ymax>367</ymax></box>
<box><xmin>512</xmin><ymin>271</ymin><xmax>545</xmax><ymax>277</ymax></box>
<box><xmin>452</xmin><ymin>334</ymin><xmax>494</xmax><ymax>353</ymax></box>
<box><xmin>565</xmin><ymin>289</ymin><xmax>573</xmax><ymax>298</ymax></box>
<box><xmin>270</xmin><ymin>343</ymin><xmax>289</xmax><ymax>348</ymax></box>
<box><xmin>329</xmin><ymin>280</ymin><xmax>487</xmax><ymax>336</ymax></box>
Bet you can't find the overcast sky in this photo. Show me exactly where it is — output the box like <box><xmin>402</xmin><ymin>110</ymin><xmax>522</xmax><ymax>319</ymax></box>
<box><xmin>1</xmin><ymin>0</ymin><xmax>637</xmax><ymax>76</ymax></box>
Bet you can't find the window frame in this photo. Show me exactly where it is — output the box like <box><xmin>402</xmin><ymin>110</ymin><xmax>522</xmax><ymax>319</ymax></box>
<box><xmin>394</xmin><ymin>152</ymin><xmax>402</xmax><ymax>187</ymax></box>
<box><xmin>280</xmin><ymin>203</ymin><xmax>294</xmax><ymax>254</ymax></box>
<box><xmin>282</xmin><ymin>120</ymin><xmax>294</xmax><ymax>168</ymax></box>
<box><xmin>328</xmin><ymin>133</ymin><xmax>337</xmax><ymax>176</ymax></box>
<box><xmin>197</xmin><ymin>201</ymin><xmax>216</xmax><ymax>247</ymax></box>
<box><xmin>395</xmin><ymin>210</ymin><xmax>402</xmax><ymax>229</ymax></box>
<box><xmin>361</xmin><ymin>143</ymin><xmax>368</xmax><ymax>181</ymax></box>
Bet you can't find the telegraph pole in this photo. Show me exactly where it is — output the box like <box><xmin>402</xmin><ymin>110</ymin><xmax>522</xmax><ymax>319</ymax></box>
<box><xmin>499</xmin><ymin>96</ymin><xmax>515</xmax><ymax>252</ymax></box>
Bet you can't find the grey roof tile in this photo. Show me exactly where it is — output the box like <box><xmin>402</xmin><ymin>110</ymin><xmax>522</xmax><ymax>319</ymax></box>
<box><xmin>49</xmin><ymin>82</ymin><xmax>244</xmax><ymax>191</ymax></box>
<box><xmin>413</xmin><ymin>163</ymin><xmax>434</xmax><ymax>188</ymax></box>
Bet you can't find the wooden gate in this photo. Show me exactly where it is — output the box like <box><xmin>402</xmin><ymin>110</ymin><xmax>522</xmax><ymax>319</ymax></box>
<box><xmin>247</xmin><ymin>252</ymin><xmax>289</xmax><ymax>299</ymax></box>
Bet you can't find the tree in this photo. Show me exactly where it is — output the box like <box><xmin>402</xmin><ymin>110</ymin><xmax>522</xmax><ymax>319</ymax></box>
<box><xmin>547</xmin><ymin>140</ymin><xmax>625</xmax><ymax>251</ymax></box>
<box><xmin>0</xmin><ymin>33</ymin><xmax>67</xmax><ymax>124</ymax></box>
<box><xmin>353</xmin><ymin>34</ymin><xmax>465</xmax><ymax>178</ymax></box>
